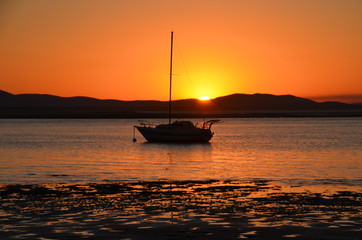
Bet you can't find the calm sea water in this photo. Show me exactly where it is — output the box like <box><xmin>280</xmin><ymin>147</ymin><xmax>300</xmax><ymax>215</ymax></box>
<box><xmin>0</xmin><ymin>118</ymin><xmax>361</xmax><ymax>185</ymax></box>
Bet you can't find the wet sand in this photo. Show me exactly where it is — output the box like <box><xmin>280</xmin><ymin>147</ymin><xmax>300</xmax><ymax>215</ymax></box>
<box><xmin>1</xmin><ymin>180</ymin><xmax>361</xmax><ymax>239</ymax></box>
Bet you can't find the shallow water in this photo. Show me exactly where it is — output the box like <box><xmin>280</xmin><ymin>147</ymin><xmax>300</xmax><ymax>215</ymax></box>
<box><xmin>0</xmin><ymin>118</ymin><xmax>361</xmax><ymax>185</ymax></box>
<box><xmin>0</xmin><ymin>180</ymin><xmax>361</xmax><ymax>240</ymax></box>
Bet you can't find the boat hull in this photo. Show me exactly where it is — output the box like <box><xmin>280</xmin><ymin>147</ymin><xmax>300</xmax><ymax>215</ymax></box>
<box><xmin>136</xmin><ymin>126</ymin><xmax>213</xmax><ymax>143</ymax></box>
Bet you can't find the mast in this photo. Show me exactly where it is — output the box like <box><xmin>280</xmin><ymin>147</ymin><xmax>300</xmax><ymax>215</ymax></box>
<box><xmin>168</xmin><ymin>31</ymin><xmax>174</xmax><ymax>124</ymax></box>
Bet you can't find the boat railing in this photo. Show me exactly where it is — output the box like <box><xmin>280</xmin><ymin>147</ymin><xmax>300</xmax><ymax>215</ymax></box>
<box><xmin>202</xmin><ymin>119</ymin><xmax>221</xmax><ymax>130</ymax></box>
<box><xmin>138</xmin><ymin>120</ymin><xmax>153</xmax><ymax>127</ymax></box>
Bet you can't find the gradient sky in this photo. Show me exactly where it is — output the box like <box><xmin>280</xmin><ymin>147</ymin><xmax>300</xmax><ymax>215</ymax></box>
<box><xmin>1</xmin><ymin>0</ymin><xmax>361</xmax><ymax>102</ymax></box>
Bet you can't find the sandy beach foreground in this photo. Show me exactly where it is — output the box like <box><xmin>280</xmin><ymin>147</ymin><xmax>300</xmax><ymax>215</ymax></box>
<box><xmin>0</xmin><ymin>180</ymin><xmax>361</xmax><ymax>239</ymax></box>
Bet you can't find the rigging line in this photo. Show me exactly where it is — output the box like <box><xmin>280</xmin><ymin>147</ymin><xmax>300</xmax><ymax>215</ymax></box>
<box><xmin>174</xmin><ymin>38</ymin><xmax>196</xmax><ymax>99</ymax></box>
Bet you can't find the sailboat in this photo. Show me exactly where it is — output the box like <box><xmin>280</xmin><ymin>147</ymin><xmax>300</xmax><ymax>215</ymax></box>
<box><xmin>134</xmin><ymin>32</ymin><xmax>219</xmax><ymax>143</ymax></box>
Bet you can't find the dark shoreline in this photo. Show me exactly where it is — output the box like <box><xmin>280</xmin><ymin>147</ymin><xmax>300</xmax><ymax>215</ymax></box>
<box><xmin>1</xmin><ymin>110</ymin><xmax>362</xmax><ymax>119</ymax></box>
<box><xmin>1</xmin><ymin>180</ymin><xmax>361</xmax><ymax>239</ymax></box>
<box><xmin>2</xmin><ymin>90</ymin><xmax>362</xmax><ymax>119</ymax></box>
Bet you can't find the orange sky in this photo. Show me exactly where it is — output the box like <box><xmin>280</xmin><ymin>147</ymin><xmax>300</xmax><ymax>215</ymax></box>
<box><xmin>1</xmin><ymin>0</ymin><xmax>361</xmax><ymax>102</ymax></box>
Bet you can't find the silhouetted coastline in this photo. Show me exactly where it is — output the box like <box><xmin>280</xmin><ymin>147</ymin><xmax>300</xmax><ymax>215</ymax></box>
<box><xmin>1</xmin><ymin>90</ymin><xmax>361</xmax><ymax>118</ymax></box>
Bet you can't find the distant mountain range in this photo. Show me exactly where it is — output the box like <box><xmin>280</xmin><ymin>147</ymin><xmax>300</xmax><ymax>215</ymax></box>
<box><xmin>0</xmin><ymin>90</ymin><xmax>361</xmax><ymax>118</ymax></box>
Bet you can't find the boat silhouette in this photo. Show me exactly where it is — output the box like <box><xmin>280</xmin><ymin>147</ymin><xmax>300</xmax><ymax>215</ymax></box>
<box><xmin>134</xmin><ymin>32</ymin><xmax>219</xmax><ymax>143</ymax></box>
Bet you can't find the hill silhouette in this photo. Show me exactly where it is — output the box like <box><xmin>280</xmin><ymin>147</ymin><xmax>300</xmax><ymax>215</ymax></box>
<box><xmin>0</xmin><ymin>90</ymin><xmax>361</xmax><ymax>118</ymax></box>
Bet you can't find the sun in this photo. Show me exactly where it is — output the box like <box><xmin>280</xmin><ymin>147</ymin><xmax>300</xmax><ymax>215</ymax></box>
<box><xmin>199</xmin><ymin>96</ymin><xmax>211</xmax><ymax>101</ymax></box>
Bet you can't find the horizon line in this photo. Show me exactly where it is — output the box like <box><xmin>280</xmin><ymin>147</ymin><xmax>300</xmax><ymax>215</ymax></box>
<box><xmin>1</xmin><ymin>89</ymin><xmax>362</xmax><ymax>104</ymax></box>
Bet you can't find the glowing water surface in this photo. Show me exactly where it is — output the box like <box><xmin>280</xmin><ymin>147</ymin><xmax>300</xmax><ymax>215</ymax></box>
<box><xmin>0</xmin><ymin>118</ymin><xmax>361</xmax><ymax>185</ymax></box>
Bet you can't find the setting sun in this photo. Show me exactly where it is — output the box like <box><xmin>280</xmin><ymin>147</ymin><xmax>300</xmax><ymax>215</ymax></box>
<box><xmin>199</xmin><ymin>96</ymin><xmax>211</xmax><ymax>101</ymax></box>
<box><xmin>0</xmin><ymin>1</ymin><xmax>361</xmax><ymax>103</ymax></box>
